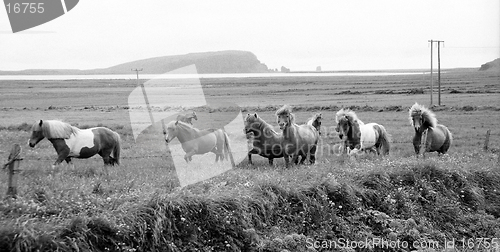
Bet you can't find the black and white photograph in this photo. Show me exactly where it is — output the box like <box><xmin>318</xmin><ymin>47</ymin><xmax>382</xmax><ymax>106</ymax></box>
<box><xmin>1</xmin><ymin>1</ymin><xmax>499</xmax><ymax>251</ymax></box>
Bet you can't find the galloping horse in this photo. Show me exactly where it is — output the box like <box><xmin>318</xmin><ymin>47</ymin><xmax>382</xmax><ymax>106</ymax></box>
<box><xmin>276</xmin><ymin>105</ymin><xmax>319</xmax><ymax>167</ymax></box>
<box><xmin>244</xmin><ymin>113</ymin><xmax>283</xmax><ymax>165</ymax></box>
<box><xmin>409</xmin><ymin>103</ymin><xmax>452</xmax><ymax>155</ymax></box>
<box><xmin>307</xmin><ymin>113</ymin><xmax>322</xmax><ymax>135</ymax></box>
<box><xmin>335</xmin><ymin>109</ymin><xmax>390</xmax><ymax>156</ymax></box>
<box><xmin>164</xmin><ymin>120</ymin><xmax>230</xmax><ymax>162</ymax></box>
<box><xmin>28</xmin><ymin>120</ymin><xmax>121</xmax><ymax>168</ymax></box>
<box><xmin>176</xmin><ymin>111</ymin><xmax>198</xmax><ymax>125</ymax></box>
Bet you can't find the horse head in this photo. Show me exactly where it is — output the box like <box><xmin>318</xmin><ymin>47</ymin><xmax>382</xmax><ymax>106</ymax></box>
<box><xmin>337</xmin><ymin>114</ymin><xmax>361</xmax><ymax>144</ymax></box>
<box><xmin>29</xmin><ymin>120</ymin><xmax>45</xmax><ymax>147</ymax></box>
<box><xmin>336</xmin><ymin>116</ymin><xmax>349</xmax><ymax>140</ymax></box>
<box><xmin>277</xmin><ymin>112</ymin><xmax>295</xmax><ymax>130</ymax></box>
<box><xmin>409</xmin><ymin>103</ymin><xmax>437</xmax><ymax>132</ymax></box>
<box><xmin>276</xmin><ymin>105</ymin><xmax>294</xmax><ymax>130</ymax></box>
<box><xmin>312</xmin><ymin>113</ymin><xmax>322</xmax><ymax>134</ymax></box>
<box><xmin>165</xmin><ymin>121</ymin><xmax>180</xmax><ymax>143</ymax></box>
<box><xmin>244</xmin><ymin>113</ymin><xmax>260</xmax><ymax>134</ymax></box>
<box><xmin>410</xmin><ymin>113</ymin><xmax>424</xmax><ymax>132</ymax></box>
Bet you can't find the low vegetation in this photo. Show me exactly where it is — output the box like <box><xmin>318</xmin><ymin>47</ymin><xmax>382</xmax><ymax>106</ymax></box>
<box><xmin>0</xmin><ymin>70</ymin><xmax>499</xmax><ymax>251</ymax></box>
<box><xmin>0</xmin><ymin>153</ymin><xmax>499</xmax><ymax>251</ymax></box>
<box><xmin>0</xmin><ymin>120</ymin><xmax>499</xmax><ymax>251</ymax></box>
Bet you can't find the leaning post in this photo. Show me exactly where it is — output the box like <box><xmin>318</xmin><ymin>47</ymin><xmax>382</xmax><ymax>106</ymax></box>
<box><xmin>483</xmin><ymin>129</ymin><xmax>491</xmax><ymax>151</ymax></box>
<box><xmin>3</xmin><ymin>144</ymin><xmax>23</xmax><ymax>198</ymax></box>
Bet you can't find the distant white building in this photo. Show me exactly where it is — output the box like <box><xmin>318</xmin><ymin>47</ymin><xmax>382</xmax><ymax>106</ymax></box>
<box><xmin>316</xmin><ymin>66</ymin><xmax>322</xmax><ymax>72</ymax></box>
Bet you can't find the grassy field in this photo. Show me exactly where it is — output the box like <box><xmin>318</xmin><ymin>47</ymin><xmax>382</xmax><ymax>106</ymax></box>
<box><xmin>0</xmin><ymin>69</ymin><xmax>499</xmax><ymax>251</ymax></box>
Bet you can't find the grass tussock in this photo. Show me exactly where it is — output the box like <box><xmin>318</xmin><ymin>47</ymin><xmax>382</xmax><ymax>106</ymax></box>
<box><xmin>2</xmin><ymin>153</ymin><xmax>499</xmax><ymax>251</ymax></box>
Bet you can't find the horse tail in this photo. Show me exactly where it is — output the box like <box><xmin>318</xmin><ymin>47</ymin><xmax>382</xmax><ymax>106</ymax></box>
<box><xmin>113</xmin><ymin>131</ymin><xmax>121</xmax><ymax>165</ymax></box>
<box><xmin>222</xmin><ymin>131</ymin><xmax>235</xmax><ymax>167</ymax></box>
<box><xmin>375</xmin><ymin>124</ymin><xmax>390</xmax><ymax>155</ymax></box>
<box><xmin>441</xmin><ymin>125</ymin><xmax>453</xmax><ymax>153</ymax></box>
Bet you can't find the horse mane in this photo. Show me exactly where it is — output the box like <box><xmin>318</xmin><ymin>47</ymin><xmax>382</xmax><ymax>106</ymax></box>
<box><xmin>307</xmin><ymin>113</ymin><xmax>321</xmax><ymax>128</ymax></box>
<box><xmin>409</xmin><ymin>103</ymin><xmax>437</xmax><ymax>128</ymax></box>
<box><xmin>38</xmin><ymin>120</ymin><xmax>79</xmax><ymax>139</ymax></box>
<box><xmin>168</xmin><ymin>120</ymin><xmax>194</xmax><ymax>130</ymax></box>
<box><xmin>307</xmin><ymin>113</ymin><xmax>321</xmax><ymax>123</ymax></box>
<box><xmin>245</xmin><ymin>113</ymin><xmax>278</xmax><ymax>133</ymax></box>
<box><xmin>335</xmin><ymin>108</ymin><xmax>364</xmax><ymax>125</ymax></box>
<box><xmin>275</xmin><ymin>105</ymin><xmax>296</xmax><ymax>124</ymax></box>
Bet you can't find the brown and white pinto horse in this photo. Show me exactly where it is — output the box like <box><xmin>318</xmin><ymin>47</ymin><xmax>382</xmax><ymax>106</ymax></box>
<box><xmin>29</xmin><ymin>120</ymin><xmax>121</xmax><ymax>168</ymax></box>
<box><xmin>335</xmin><ymin>109</ymin><xmax>390</xmax><ymax>156</ymax></box>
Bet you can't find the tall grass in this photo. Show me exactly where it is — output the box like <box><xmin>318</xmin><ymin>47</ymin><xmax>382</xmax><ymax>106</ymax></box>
<box><xmin>0</xmin><ymin>148</ymin><xmax>499</xmax><ymax>251</ymax></box>
<box><xmin>0</xmin><ymin>106</ymin><xmax>499</xmax><ymax>251</ymax></box>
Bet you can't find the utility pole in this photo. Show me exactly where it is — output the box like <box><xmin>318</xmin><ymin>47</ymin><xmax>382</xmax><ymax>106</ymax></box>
<box><xmin>428</xmin><ymin>40</ymin><xmax>444</xmax><ymax>106</ymax></box>
<box><xmin>132</xmin><ymin>68</ymin><xmax>155</xmax><ymax>130</ymax></box>
<box><xmin>437</xmin><ymin>40</ymin><xmax>444</xmax><ymax>105</ymax></box>
<box><xmin>428</xmin><ymin>40</ymin><xmax>434</xmax><ymax>106</ymax></box>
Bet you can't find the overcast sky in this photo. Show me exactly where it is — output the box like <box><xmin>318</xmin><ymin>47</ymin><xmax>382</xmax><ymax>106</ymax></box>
<box><xmin>0</xmin><ymin>0</ymin><xmax>498</xmax><ymax>71</ymax></box>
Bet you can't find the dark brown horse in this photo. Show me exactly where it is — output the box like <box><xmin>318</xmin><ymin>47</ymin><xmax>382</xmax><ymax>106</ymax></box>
<box><xmin>244</xmin><ymin>113</ymin><xmax>283</xmax><ymax>165</ymax></box>
<box><xmin>276</xmin><ymin>105</ymin><xmax>319</xmax><ymax>167</ymax></box>
<box><xmin>409</xmin><ymin>103</ymin><xmax>452</xmax><ymax>156</ymax></box>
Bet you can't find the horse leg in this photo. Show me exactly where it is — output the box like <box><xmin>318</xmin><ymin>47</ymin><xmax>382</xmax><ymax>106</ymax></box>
<box><xmin>65</xmin><ymin>157</ymin><xmax>75</xmax><ymax>170</ymax></box>
<box><xmin>298</xmin><ymin>154</ymin><xmax>306</xmax><ymax>164</ymax></box>
<box><xmin>309</xmin><ymin>145</ymin><xmax>317</xmax><ymax>164</ymax></box>
<box><xmin>292</xmin><ymin>154</ymin><xmax>300</xmax><ymax>165</ymax></box>
<box><xmin>269</xmin><ymin>158</ymin><xmax>274</xmax><ymax>166</ymax></box>
<box><xmin>183</xmin><ymin>150</ymin><xmax>197</xmax><ymax>163</ymax></box>
<box><xmin>349</xmin><ymin>148</ymin><xmax>360</xmax><ymax>156</ymax></box>
<box><xmin>297</xmin><ymin>149</ymin><xmax>306</xmax><ymax>164</ymax></box>
<box><xmin>53</xmin><ymin>149</ymin><xmax>70</xmax><ymax>169</ymax></box>
<box><xmin>284</xmin><ymin>155</ymin><xmax>290</xmax><ymax>168</ymax></box>
<box><xmin>248</xmin><ymin>153</ymin><xmax>253</xmax><ymax>165</ymax></box>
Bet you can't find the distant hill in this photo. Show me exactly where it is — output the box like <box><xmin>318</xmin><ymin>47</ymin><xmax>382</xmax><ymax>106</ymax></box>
<box><xmin>479</xmin><ymin>58</ymin><xmax>500</xmax><ymax>71</ymax></box>
<box><xmin>0</xmin><ymin>50</ymin><xmax>270</xmax><ymax>75</ymax></box>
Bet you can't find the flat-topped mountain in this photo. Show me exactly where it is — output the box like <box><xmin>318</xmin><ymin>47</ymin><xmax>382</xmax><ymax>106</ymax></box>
<box><xmin>479</xmin><ymin>58</ymin><xmax>500</xmax><ymax>71</ymax></box>
<box><xmin>0</xmin><ymin>50</ymin><xmax>270</xmax><ymax>75</ymax></box>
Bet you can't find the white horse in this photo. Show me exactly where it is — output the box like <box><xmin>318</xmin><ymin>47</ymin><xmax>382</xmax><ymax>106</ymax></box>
<box><xmin>164</xmin><ymin>120</ymin><xmax>230</xmax><ymax>162</ymax></box>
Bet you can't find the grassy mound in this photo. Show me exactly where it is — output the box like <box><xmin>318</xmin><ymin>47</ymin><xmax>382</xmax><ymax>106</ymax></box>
<box><xmin>1</xmin><ymin>152</ymin><xmax>499</xmax><ymax>251</ymax></box>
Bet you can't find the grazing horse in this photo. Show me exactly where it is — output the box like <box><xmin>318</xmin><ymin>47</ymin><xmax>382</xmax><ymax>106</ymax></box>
<box><xmin>176</xmin><ymin>111</ymin><xmax>198</xmax><ymax>125</ymax></box>
<box><xmin>164</xmin><ymin>120</ymin><xmax>230</xmax><ymax>162</ymax></box>
<box><xmin>335</xmin><ymin>109</ymin><xmax>390</xmax><ymax>156</ymax></box>
<box><xmin>409</xmin><ymin>103</ymin><xmax>452</xmax><ymax>155</ymax></box>
<box><xmin>28</xmin><ymin>120</ymin><xmax>121</xmax><ymax>168</ymax></box>
<box><xmin>276</xmin><ymin>105</ymin><xmax>319</xmax><ymax>167</ymax></box>
<box><xmin>244</xmin><ymin>113</ymin><xmax>283</xmax><ymax>165</ymax></box>
<box><xmin>307</xmin><ymin>113</ymin><xmax>322</xmax><ymax>135</ymax></box>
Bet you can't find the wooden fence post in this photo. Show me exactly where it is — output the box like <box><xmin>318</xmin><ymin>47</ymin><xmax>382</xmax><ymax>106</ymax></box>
<box><xmin>3</xmin><ymin>144</ymin><xmax>22</xmax><ymax>198</ymax></box>
<box><xmin>483</xmin><ymin>129</ymin><xmax>491</xmax><ymax>151</ymax></box>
